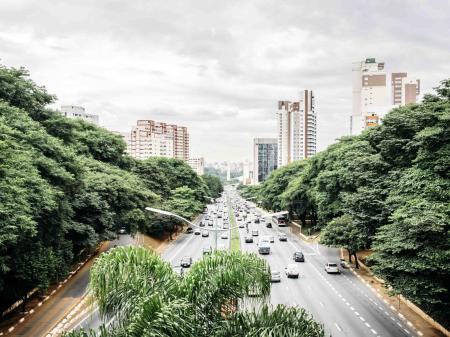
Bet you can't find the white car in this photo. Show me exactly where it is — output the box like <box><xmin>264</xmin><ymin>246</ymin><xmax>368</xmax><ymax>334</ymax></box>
<box><xmin>325</xmin><ymin>263</ymin><xmax>340</xmax><ymax>274</ymax></box>
<box><xmin>252</xmin><ymin>230</ymin><xmax>259</xmax><ymax>237</ymax></box>
<box><xmin>285</xmin><ymin>264</ymin><xmax>299</xmax><ymax>278</ymax></box>
<box><xmin>221</xmin><ymin>232</ymin><xmax>229</xmax><ymax>239</ymax></box>
<box><xmin>271</xmin><ymin>271</ymin><xmax>282</xmax><ymax>283</ymax></box>
<box><xmin>201</xmin><ymin>230</ymin><xmax>209</xmax><ymax>237</ymax></box>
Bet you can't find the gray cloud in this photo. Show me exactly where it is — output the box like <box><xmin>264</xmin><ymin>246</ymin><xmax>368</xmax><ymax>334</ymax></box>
<box><xmin>0</xmin><ymin>0</ymin><xmax>449</xmax><ymax>161</ymax></box>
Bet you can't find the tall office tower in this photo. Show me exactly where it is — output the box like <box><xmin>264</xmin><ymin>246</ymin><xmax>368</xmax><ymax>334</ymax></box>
<box><xmin>253</xmin><ymin>138</ymin><xmax>278</xmax><ymax>184</ymax></box>
<box><xmin>351</xmin><ymin>58</ymin><xmax>389</xmax><ymax>135</ymax></box>
<box><xmin>277</xmin><ymin>90</ymin><xmax>316</xmax><ymax>167</ymax></box>
<box><xmin>129</xmin><ymin>120</ymin><xmax>189</xmax><ymax>161</ymax></box>
<box><xmin>60</xmin><ymin>105</ymin><xmax>99</xmax><ymax>125</ymax></box>
<box><xmin>188</xmin><ymin>157</ymin><xmax>205</xmax><ymax>176</ymax></box>
<box><xmin>392</xmin><ymin>72</ymin><xmax>420</xmax><ymax>106</ymax></box>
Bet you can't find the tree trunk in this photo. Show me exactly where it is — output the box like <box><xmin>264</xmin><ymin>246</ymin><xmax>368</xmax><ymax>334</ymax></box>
<box><xmin>300</xmin><ymin>212</ymin><xmax>306</xmax><ymax>226</ymax></box>
<box><xmin>353</xmin><ymin>252</ymin><xmax>359</xmax><ymax>269</ymax></box>
<box><xmin>347</xmin><ymin>249</ymin><xmax>352</xmax><ymax>263</ymax></box>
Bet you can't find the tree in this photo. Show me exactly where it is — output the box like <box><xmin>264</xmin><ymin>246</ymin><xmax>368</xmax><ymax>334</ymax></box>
<box><xmin>62</xmin><ymin>246</ymin><xmax>324</xmax><ymax>337</ymax></box>
<box><xmin>202</xmin><ymin>174</ymin><xmax>224</xmax><ymax>199</ymax></box>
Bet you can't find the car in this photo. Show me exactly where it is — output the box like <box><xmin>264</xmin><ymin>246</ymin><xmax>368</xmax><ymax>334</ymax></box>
<box><xmin>199</xmin><ymin>222</ymin><xmax>205</xmax><ymax>227</ymax></box>
<box><xmin>217</xmin><ymin>214</ymin><xmax>222</xmax><ymax>218</ymax></box>
<box><xmin>271</xmin><ymin>271</ymin><xmax>282</xmax><ymax>283</ymax></box>
<box><xmin>202</xmin><ymin>247</ymin><xmax>212</xmax><ymax>255</ymax></box>
<box><xmin>245</xmin><ymin>235</ymin><xmax>253</xmax><ymax>243</ymax></box>
<box><xmin>194</xmin><ymin>229</ymin><xmax>201</xmax><ymax>235</ymax></box>
<box><xmin>186</xmin><ymin>227</ymin><xmax>194</xmax><ymax>234</ymax></box>
<box><xmin>325</xmin><ymin>262</ymin><xmax>340</xmax><ymax>274</ymax></box>
<box><xmin>285</xmin><ymin>264</ymin><xmax>299</xmax><ymax>278</ymax></box>
<box><xmin>254</xmin><ymin>218</ymin><xmax>260</xmax><ymax>224</ymax></box>
<box><xmin>293</xmin><ymin>252</ymin><xmax>305</xmax><ymax>262</ymax></box>
<box><xmin>223</xmin><ymin>224</ymin><xmax>229</xmax><ymax>229</ymax></box>
<box><xmin>118</xmin><ymin>227</ymin><xmax>127</xmax><ymax>234</ymax></box>
<box><xmin>202</xmin><ymin>230</ymin><xmax>209</xmax><ymax>237</ymax></box>
<box><xmin>252</xmin><ymin>230</ymin><xmax>259</xmax><ymax>237</ymax></box>
<box><xmin>180</xmin><ymin>256</ymin><xmax>192</xmax><ymax>268</ymax></box>
<box><xmin>266</xmin><ymin>223</ymin><xmax>272</xmax><ymax>228</ymax></box>
<box><xmin>239</xmin><ymin>223</ymin><xmax>245</xmax><ymax>228</ymax></box>
<box><xmin>278</xmin><ymin>233</ymin><xmax>287</xmax><ymax>241</ymax></box>
<box><xmin>221</xmin><ymin>232</ymin><xmax>229</xmax><ymax>239</ymax></box>
<box><xmin>207</xmin><ymin>222</ymin><xmax>213</xmax><ymax>227</ymax></box>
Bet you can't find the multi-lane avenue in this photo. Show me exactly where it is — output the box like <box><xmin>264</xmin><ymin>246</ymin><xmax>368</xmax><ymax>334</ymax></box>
<box><xmin>71</xmin><ymin>186</ymin><xmax>420</xmax><ymax>337</ymax></box>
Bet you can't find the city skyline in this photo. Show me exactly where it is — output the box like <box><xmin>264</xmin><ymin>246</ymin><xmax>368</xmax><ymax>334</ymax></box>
<box><xmin>0</xmin><ymin>0</ymin><xmax>449</xmax><ymax>161</ymax></box>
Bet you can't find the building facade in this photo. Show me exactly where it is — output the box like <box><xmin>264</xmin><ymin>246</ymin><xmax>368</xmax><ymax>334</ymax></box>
<box><xmin>128</xmin><ymin>120</ymin><xmax>189</xmax><ymax>161</ymax></box>
<box><xmin>391</xmin><ymin>72</ymin><xmax>420</xmax><ymax>106</ymax></box>
<box><xmin>60</xmin><ymin>105</ymin><xmax>99</xmax><ymax>125</ymax></box>
<box><xmin>277</xmin><ymin>90</ymin><xmax>316</xmax><ymax>167</ymax></box>
<box><xmin>351</xmin><ymin>58</ymin><xmax>389</xmax><ymax>135</ymax></box>
<box><xmin>253</xmin><ymin>138</ymin><xmax>278</xmax><ymax>184</ymax></box>
<box><xmin>188</xmin><ymin>157</ymin><xmax>205</xmax><ymax>176</ymax></box>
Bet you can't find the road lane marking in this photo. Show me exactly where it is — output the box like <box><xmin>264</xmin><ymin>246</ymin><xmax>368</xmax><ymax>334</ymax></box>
<box><xmin>334</xmin><ymin>323</ymin><xmax>343</xmax><ymax>332</ymax></box>
<box><xmin>371</xmin><ymin>329</ymin><xmax>377</xmax><ymax>334</ymax></box>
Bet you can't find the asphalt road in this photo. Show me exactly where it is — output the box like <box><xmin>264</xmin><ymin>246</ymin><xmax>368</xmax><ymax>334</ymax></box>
<box><xmin>230</xmin><ymin>190</ymin><xmax>418</xmax><ymax>337</ymax></box>
<box><xmin>71</xmin><ymin>188</ymin><xmax>419</xmax><ymax>337</ymax></box>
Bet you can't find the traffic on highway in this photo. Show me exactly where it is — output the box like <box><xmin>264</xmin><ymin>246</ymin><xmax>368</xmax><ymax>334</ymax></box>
<box><xmin>71</xmin><ymin>186</ymin><xmax>419</xmax><ymax>337</ymax></box>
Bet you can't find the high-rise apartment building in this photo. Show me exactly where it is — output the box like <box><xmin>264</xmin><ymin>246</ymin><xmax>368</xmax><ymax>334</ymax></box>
<box><xmin>391</xmin><ymin>72</ymin><xmax>420</xmax><ymax>106</ymax></box>
<box><xmin>128</xmin><ymin>120</ymin><xmax>189</xmax><ymax>161</ymax></box>
<box><xmin>60</xmin><ymin>105</ymin><xmax>99</xmax><ymax>125</ymax></box>
<box><xmin>351</xmin><ymin>58</ymin><xmax>389</xmax><ymax>135</ymax></box>
<box><xmin>253</xmin><ymin>138</ymin><xmax>278</xmax><ymax>183</ymax></box>
<box><xmin>188</xmin><ymin>157</ymin><xmax>205</xmax><ymax>176</ymax></box>
<box><xmin>277</xmin><ymin>90</ymin><xmax>316</xmax><ymax>167</ymax></box>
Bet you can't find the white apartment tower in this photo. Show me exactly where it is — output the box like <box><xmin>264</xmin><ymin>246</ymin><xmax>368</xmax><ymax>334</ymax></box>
<box><xmin>188</xmin><ymin>158</ymin><xmax>205</xmax><ymax>176</ymax></box>
<box><xmin>351</xmin><ymin>58</ymin><xmax>389</xmax><ymax>135</ymax></box>
<box><xmin>391</xmin><ymin>72</ymin><xmax>420</xmax><ymax>106</ymax></box>
<box><xmin>277</xmin><ymin>90</ymin><xmax>316</xmax><ymax>167</ymax></box>
<box><xmin>129</xmin><ymin>120</ymin><xmax>189</xmax><ymax>161</ymax></box>
<box><xmin>60</xmin><ymin>105</ymin><xmax>99</xmax><ymax>125</ymax></box>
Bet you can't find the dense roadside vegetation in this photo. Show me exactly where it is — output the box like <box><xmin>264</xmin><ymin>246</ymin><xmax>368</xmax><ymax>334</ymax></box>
<box><xmin>0</xmin><ymin>65</ymin><xmax>218</xmax><ymax>313</ymax></box>
<box><xmin>63</xmin><ymin>246</ymin><xmax>324</xmax><ymax>337</ymax></box>
<box><xmin>238</xmin><ymin>79</ymin><xmax>450</xmax><ymax>327</ymax></box>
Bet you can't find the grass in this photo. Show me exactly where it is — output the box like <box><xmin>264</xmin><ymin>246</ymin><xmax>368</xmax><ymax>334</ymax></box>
<box><xmin>228</xmin><ymin>198</ymin><xmax>241</xmax><ymax>251</ymax></box>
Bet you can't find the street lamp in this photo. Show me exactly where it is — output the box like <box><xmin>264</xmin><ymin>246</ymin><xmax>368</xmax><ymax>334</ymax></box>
<box><xmin>145</xmin><ymin>207</ymin><xmax>241</xmax><ymax>249</ymax></box>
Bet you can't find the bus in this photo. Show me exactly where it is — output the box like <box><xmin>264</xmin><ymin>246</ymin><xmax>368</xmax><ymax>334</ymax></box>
<box><xmin>272</xmin><ymin>215</ymin><xmax>287</xmax><ymax>227</ymax></box>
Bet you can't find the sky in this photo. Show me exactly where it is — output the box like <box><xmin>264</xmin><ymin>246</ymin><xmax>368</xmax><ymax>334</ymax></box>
<box><xmin>0</xmin><ymin>0</ymin><xmax>449</xmax><ymax>162</ymax></box>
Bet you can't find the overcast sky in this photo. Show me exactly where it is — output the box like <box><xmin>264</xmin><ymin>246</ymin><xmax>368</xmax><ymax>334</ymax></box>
<box><xmin>1</xmin><ymin>0</ymin><xmax>449</xmax><ymax>162</ymax></box>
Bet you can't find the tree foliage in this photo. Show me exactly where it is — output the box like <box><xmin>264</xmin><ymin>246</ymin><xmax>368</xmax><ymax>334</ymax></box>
<box><xmin>245</xmin><ymin>79</ymin><xmax>450</xmax><ymax>326</ymax></box>
<box><xmin>63</xmin><ymin>246</ymin><xmax>324</xmax><ymax>337</ymax></box>
<box><xmin>0</xmin><ymin>64</ymin><xmax>208</xmax><ymax>312</ymax></box>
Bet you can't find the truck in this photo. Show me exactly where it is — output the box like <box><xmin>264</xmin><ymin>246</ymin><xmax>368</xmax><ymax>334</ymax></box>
<box><xmin>258</xmin><ymin>241</ymin><xmax>271</xmax><ymax>255</ymax></box>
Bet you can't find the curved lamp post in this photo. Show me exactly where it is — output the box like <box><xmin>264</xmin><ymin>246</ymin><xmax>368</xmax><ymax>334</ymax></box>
<box><xmin>145</xmin><ymin>207</ymin><xmax>241</xmax><ymax>249</ymax></box>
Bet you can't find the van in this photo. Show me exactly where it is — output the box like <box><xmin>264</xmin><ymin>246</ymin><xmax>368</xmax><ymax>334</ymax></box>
<box><xmin>258</xmin><ymin>241</ymin><xmax>270</xmax><ymax>255</ymax></box>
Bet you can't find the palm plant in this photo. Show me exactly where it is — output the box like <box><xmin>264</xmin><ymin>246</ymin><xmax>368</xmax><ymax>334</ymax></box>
<box><xmin>63</xmin><ymin>246</ymin><xmax>324</xmax><ymax>337</ymax></box>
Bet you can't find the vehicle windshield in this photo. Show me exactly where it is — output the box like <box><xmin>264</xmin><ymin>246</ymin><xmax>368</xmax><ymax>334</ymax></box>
<box><xmin>328</xmin><ymin>263</ymin><xmax>337</xmax><ymax>267</ymax></box>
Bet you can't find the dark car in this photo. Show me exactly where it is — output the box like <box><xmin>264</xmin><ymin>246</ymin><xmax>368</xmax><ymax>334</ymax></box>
<box><xmin>266</xmin><ymin>223</ymin><xmax>272</xmax><ymax>228</ymax></box>
<box><xmin>186</xmin><ymin>227</ymin><xmax>194</xmax><ymax>234</ymax></box>
<box><xmin>293</xmin><ymin>252</ymin><xmax>305</xmax><ymax>262</ymax></box>
<box><xmin>254</xmin><ymin>218</ymin><xmax>260</xmax><ymax>224</ymax></box>
<box><xmin>245</xmin><ymin>235</ymin><xmax>253</xmax><ymax>243</ymax></box>
<box><xmin>199</xmin><ymin>222</ymin><xmax>205</xmax><ymax>227</ymax></box>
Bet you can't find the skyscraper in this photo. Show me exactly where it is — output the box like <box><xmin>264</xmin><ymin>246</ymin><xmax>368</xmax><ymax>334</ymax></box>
<box><xmin>277</xmin><ymin>90</ymin><xmax>316</xmax><ymax>167</ymax></box>
<box><xmin>391</xmin><ymin>72</ymin><xmax>420</xmax><ymax>106</ymax></box>
<box><xmin>253</xmin><ymin>138</ymin><xmax>278</xmax><ymax>183</ymax></box>
<box><xmin>351</xmin><ymin>58</ymin><xmax>389</xmax><ymax>135</ymax></box>
<box><xmin>128</xmin><ymin>120</ymin><xmax>189</xmax><ymax>161</ymax></box>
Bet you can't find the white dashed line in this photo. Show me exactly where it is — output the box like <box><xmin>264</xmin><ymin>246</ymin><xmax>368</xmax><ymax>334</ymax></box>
<box><xmin>371</xmin><ymin>329</ymin><xmax>377</xmax><ymax>335</ymax></box>
<box><xmin>334</xmin><ymin>323</ymin><xmax>343</xmax><ymax>332</ymax></box>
